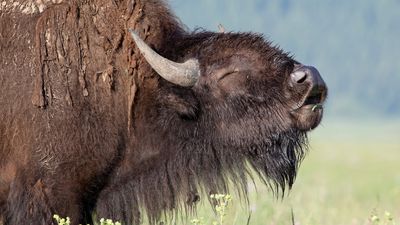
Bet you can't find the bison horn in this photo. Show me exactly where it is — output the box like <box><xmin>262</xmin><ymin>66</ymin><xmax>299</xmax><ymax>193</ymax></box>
<box><xmin>129</xmin><ymin>29</ymin><xmax>200</xmax><ymax>87</ymax></box>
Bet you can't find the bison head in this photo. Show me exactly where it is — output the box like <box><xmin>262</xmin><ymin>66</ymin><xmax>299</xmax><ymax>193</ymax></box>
<box><xmin>128</xmin><ymin>30</ymin><xmax>327</xmax><ymax>209</ymax></box>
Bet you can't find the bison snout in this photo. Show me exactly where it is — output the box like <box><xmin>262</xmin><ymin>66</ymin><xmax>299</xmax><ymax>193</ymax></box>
<box><xmin>291</xmin><ymin>65</ymin><xmax>327</xmax><ymax>107</ymax></box>
<box><xmin>289</xmin><ymin>64</ymin><xmax>328</xmax><ymax>130</ymax></box>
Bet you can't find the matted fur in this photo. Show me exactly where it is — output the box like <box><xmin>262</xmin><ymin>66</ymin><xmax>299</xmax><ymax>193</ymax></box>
<box><xmin>0</xmin><ymin>0</ymin><xmax>319</xmax><ymax>224</ymax></box>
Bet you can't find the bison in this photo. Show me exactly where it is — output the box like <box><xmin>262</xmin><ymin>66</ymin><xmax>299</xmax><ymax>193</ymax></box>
<box><xmin>0</xmin><ymin>0</ymin><xmax>327</xmax><ymax>224</ymax></box>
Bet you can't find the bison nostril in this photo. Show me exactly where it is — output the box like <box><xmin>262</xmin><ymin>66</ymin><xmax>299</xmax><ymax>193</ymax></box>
<box><xmin>297</xmin><ymin>75</ymin><xmax>307</xmax><ymax>84</ymax></box>
<box><xmin>291</xmin><ymin>71</ymin><xmax>308</xmax><ymax>84</ymax></box>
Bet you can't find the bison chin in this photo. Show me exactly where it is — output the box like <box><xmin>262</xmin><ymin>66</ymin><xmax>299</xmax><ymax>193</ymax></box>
<box><xmin>291</xmin><ymin>105</ymin><xmax>324</xmax><ymax>131</ymax></box>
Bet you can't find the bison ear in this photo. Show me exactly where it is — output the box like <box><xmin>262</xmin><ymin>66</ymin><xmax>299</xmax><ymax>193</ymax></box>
<box><xmin>161</xmin><ymin>90</ymin><xmax>200</xmax><ymax>120</ymax></box>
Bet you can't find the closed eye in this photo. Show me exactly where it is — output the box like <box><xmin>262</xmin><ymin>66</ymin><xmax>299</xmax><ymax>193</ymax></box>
<box><xmin>218</xmin><ymin>69</ymin><xmax>240</xmax><ymax>81</ymax></box>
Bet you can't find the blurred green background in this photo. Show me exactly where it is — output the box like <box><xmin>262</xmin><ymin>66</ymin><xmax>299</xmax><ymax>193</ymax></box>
<box><xmin>168</xmin><ymin>0</ymin><xmax>400</xmax><ymax>224</ymax></box>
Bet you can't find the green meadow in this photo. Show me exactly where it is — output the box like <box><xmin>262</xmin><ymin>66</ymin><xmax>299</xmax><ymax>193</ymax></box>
<box><xmin>187</xmin><ymin>119</ymin><xmax>400</xmax><ymax>225</ymax></box>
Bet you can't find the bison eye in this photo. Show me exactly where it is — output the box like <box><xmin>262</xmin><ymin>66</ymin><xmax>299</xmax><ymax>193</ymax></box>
<box><xmin>217</xmin><ymin>68</ymin><xmax>240</xmax><ymax>81</ymax></box>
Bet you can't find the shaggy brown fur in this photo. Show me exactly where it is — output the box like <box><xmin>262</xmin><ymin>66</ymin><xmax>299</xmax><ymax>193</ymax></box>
<box><xmin>0</xmin><ymin>0</ymin><xmax>325</xmax><ymax>224</ymax></box>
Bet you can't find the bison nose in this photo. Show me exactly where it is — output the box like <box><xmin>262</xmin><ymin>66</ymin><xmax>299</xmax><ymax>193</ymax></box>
<box><xmin>290</xmin><ymin>65</ymin><xmax>326</xmax><ymax>89</ymax></box>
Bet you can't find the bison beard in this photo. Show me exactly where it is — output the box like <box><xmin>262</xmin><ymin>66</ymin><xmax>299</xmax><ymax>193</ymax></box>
<box><xmin>0</xmin><ymin>0</ymin><xmax>326</xmax><ymax>224</ymax></box>
<box><xmin>97</xmin><ymin>135</ymin><xmax>307</xmax><ymax>224</ymax></box>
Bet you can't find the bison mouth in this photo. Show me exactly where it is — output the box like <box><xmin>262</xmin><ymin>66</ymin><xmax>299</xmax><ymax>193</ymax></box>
<box><xmin>301</xmin><ymin>86</ymin><xmax>327</xmax><ymax>110</ymax></box>
<box><xmin>291</xmin><ymin>85</ymin><xmax>327</xmax><ymax>131</ymax></box>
